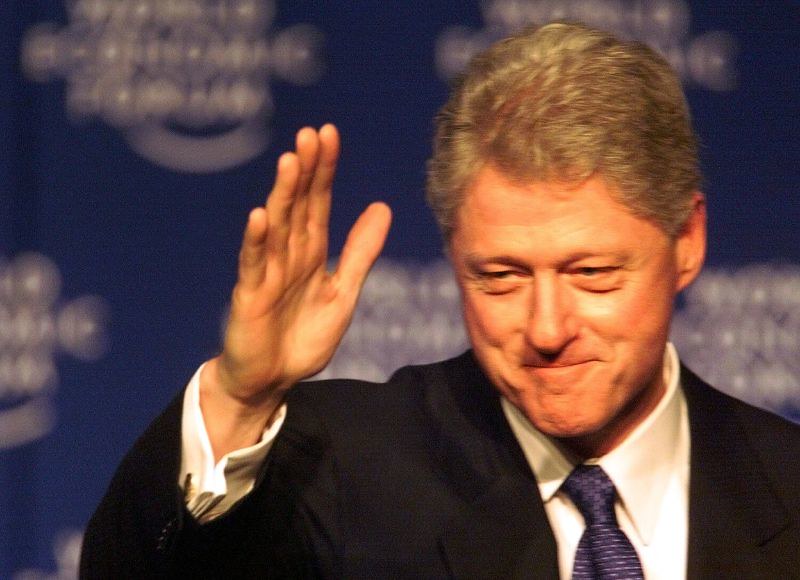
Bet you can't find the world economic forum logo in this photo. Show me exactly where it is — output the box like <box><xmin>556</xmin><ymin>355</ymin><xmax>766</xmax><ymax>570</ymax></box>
<box><xmin>21</xmin><ymin>0</ymin><xmax>324</xmax><ymax>173</ymax></box>
<box><xmin>0</xmin><ymin>254</ymin><xmax>108</xmax><ymax>450</ymax></box>
<box><xmin>436</xmin><ymin>0</ymin><xmax>737</xmax><ymax>91</ymax></box>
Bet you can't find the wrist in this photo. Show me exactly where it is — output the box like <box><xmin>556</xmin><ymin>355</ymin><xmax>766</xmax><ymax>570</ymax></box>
<box><xmin>199</xmin><ymin>358</ymin><xmax>285</xmax><ymax>458</ymax></box>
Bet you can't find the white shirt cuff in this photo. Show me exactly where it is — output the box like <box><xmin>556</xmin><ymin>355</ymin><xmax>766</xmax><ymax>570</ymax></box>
<box><xmin>178</xmin><ymin>363</ymin><xmax>287</xmax><ymax>522</ymax></box>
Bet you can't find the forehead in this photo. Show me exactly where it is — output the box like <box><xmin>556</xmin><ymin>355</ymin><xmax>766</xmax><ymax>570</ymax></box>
<box><xmin>451</xmin><ymin>166</ymin><xmax>668</xmax><ymax>256</ymax></box>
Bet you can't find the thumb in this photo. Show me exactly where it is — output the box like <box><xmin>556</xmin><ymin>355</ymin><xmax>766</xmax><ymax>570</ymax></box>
<box><xmin>336</xmin><ymin>202</ymin><xmax>392</xmax><ymax>293</ymax></box>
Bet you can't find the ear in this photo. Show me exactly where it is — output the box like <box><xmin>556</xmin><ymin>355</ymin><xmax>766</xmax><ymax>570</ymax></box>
<box><xmin>675</xmin><ymin>192</ymin><xmax>707</xmax><ymax>292</ymax></box>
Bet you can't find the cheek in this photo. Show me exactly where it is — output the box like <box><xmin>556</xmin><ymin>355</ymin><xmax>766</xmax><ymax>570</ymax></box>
<box><xmin>461</xmin><ymin>294</ymin><xmax>495</xmax><ymax>346</ymax></box>
<box><xmin>582</xmin><ymin>278</ymin><xmax>674</xmax><ymax>340</ymax></box>
<box><xmin>460</xmin><ymin>292</ymin><xmax>521</xmax><ymax>348</ymax></box>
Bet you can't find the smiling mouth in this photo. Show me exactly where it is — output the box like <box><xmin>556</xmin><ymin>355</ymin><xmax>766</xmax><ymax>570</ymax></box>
<box><xmin>523</xmin><ymin>360</ymin><xmax>594</xmax><ymax>369</ymax></box>
<box><xmin>521</xmin><ymin>361</ymin><xmax>597</xmax><ymax>377</ymax></box>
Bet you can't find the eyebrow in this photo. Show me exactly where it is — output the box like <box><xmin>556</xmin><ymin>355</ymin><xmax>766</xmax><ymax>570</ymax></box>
<box><xmin>463</xmin><ymin>250</ymin><xmax>628</xmax><ymax>268</ymax></box>
<box><xmin>463</xmin><ymin>253</ymin><xmax>528</xmax><ymax>270</ymax></box>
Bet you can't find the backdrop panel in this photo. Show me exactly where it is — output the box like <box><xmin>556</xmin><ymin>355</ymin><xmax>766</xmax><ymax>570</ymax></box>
<box><xmin>1</xmin><ymin>1</ymin><xmax>798</xmax><ymax>576</ymax></box>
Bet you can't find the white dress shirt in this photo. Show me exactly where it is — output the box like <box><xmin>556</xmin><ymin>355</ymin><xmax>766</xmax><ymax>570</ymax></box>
<box><xmin>179</xmin><ymin>365</ymin><xmax>286</xmax><ymax>522</ymax></box>
<box><xmin>502</xmin><ymin>343</ymin><xmax>689</xmax><ymax>579</ymax></box>
<box><xmin>180</xmin><ymin>344</ymin><xmax>689</xmax><ymax>578</ymax></box>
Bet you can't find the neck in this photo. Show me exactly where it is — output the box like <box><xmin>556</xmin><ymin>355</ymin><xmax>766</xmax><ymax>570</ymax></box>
<box><xmin>557</xmin><ymin>377</ymin><xmax>667</xmax><ymax>460</ymax></box>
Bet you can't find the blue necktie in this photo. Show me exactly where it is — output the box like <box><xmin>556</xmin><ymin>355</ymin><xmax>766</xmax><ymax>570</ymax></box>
<box><xmin>561</xmin><ymin>465</ymin><xmax>645</xmax><ymax>580</ymax></box>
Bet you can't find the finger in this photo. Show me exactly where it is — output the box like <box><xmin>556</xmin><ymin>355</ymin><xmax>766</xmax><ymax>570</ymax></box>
<box><xmin>294</xmin><ymin>127</ymin><xmax>321</xmax><ymax>198</ymax></box>
<box><xmin>336</xmin><ymin>202</ymin><xmax>392</xmax><ymax>293</ymax></box>
<box><xmin>307</xmin><ymin>124</ymin><xmax>340</xmax><ymax>239</ymax></box>
<box><xmin>237</xmin><ymin>207</ymin><xmax>269</xmax><ymax>290</ymax></box>
<box><xmin>289</xmin><ymin>127</ymin><xmax>320</xmax><ymax>240</ymax></box>
<box><xmin>265</xmin><ymin>152</ymin><xmax>300</xmax><ymax>253</ymax></box>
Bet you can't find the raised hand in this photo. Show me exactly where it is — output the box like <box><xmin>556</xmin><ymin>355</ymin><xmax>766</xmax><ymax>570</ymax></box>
<box><xmin>200</xmin><ymin>124</ymin><xmax>392</xmax><ymax>459</ymax></box>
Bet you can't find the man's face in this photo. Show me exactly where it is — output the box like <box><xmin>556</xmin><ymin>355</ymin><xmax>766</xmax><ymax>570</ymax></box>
<box><xmin>449</xmin><ymin>165</ymin><xmax>705</xmax><ymax>457</ymax></box>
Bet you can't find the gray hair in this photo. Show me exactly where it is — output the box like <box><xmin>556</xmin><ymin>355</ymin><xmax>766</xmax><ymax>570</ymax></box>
<box><xmin>426</xmin><ymin>22</ymin><xmax>701</xmax><ymax>240</ymax></box>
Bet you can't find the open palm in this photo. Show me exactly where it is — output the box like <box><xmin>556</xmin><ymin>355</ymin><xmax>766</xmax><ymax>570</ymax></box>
<box><xmin>201</xmin><ymin>125</ymin><xmax>391</xmax><ymax>458</ymax></box>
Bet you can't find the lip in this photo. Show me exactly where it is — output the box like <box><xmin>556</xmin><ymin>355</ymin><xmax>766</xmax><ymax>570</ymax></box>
<box><xmin>521</xmin><ymin>360</ymin><xmax>597</xmax><ymax>378</ymax></box>
<box><xmin>522</xmin><ymin>360</ymin><xmax>595</xmax><ymax>369</ymax></box>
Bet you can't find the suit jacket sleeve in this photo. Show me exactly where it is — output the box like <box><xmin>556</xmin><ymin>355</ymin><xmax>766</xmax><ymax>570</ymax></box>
<box><xmin>79</xmin><ymin>387</ymin><xmax>340</xmax><ymax>579</ymax></box>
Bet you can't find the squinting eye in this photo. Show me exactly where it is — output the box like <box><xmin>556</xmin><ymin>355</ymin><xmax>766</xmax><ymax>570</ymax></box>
<box><xmin>571</xmin><ymin>266</ymin><xmax>621</xmax><ymax>292</ymax></box>
<box><xmin>578</xmin><ymin>267</ymin><xmax>603</xmax><ymax>276</ymax></box>
<box><xmin>476</xmin><ymin>270</ymin><xmax>524</xmax><ymax>294</ymax></box>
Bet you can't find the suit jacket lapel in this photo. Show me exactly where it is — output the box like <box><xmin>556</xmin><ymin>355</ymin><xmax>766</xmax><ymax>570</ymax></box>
<box><xmin>427</xmin><ymin>353</ymin><xmax>559</xmax><ymax>580</ymax></box>
<box><xmin>439</xmin><ymin>475</ymin><xmax>559</xmax><ymax>579</ymax></box>
<box><xmin>682</xmin><ymin>367</ymin><xmax>790</xmax><ymax>578</ymax></box>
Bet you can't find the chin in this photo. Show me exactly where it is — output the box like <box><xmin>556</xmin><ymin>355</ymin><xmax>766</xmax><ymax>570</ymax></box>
<box><xmin>515</xmin><ymin>397</ymin><xmax>598</xmax><ymax>437</ymax></box>
<box><xmin>535</xmin><ymin>415</ymin><xmax>599</xmax><ymax>439</ymax></box>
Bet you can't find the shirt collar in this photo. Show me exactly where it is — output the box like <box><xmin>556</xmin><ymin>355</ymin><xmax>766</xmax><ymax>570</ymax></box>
<box><xmin>501</xmin><ymin>342</ymin><xmax>686</xmax><ymax>545</ymax></box>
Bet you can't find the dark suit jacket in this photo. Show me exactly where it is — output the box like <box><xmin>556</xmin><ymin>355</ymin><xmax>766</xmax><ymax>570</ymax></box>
<box><xmin>80</xmin><ymin>351</ymin><xmax>800</xmax><ymax>579</ymax></box>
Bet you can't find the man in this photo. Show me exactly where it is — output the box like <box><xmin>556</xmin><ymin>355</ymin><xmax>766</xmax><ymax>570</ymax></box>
<box><xmin>81</xmin><ymin>22</ymin><xmax>800</xmax><ymax>579</ymax></box>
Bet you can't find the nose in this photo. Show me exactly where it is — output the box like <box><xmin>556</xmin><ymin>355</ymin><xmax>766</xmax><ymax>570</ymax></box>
<box><xmin>525</xmin><ymin>274</ymin><xmax>576</xmax><ymax>355</ymax></box>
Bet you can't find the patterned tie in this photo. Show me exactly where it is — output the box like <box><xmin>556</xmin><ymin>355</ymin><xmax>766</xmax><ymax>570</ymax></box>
<box><xmin>561</xmin><ymin>465</ymin><xmax>645</xmax><ymax>580</ymax></box>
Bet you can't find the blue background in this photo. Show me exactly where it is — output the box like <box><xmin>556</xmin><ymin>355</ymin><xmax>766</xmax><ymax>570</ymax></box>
<box><xmin>1</xmin><ymin>1</ymin><xmax>798</xmax><ymax>576</ymax></box>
